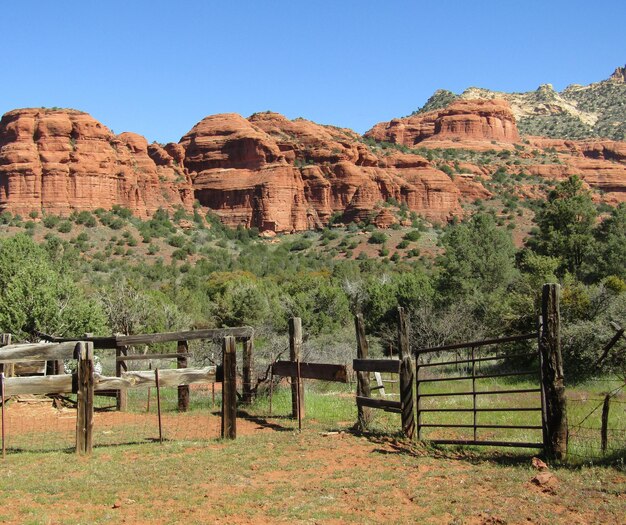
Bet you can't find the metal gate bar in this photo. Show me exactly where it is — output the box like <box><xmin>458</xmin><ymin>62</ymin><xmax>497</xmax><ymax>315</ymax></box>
<box><xmin>415</xmin><ymin>332</ymin><xmax>542</xmax><ymax>447</ymax></box>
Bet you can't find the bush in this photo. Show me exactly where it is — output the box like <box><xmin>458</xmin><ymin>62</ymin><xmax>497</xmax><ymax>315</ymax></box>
<box><xmin>168</xmin><ymin>234</ymin><xmax>186</xmax><ymax>248</ymax></box>
<box><xmin>368</xmin><ymin>231</ymin><xmax>387</xmax><ymax>245</ymax></box>
<box><xmin>289</xmin><ymin>239</ymin><xmax>313</xmax><ymax>252</ymax></box>
<box><xmin>42</xmin><ymin>215</ymin><xmax>61</xmax><ymax>228</ymax></box>
<box><xmin>403</xmin><ymin>230</ymin><xmax>421</xmax><ymax>242</ymax></box>
<box><xmin>57</xmin><ymin>221</ymin><xmax>72</xmax><ymax>233</ymax></box>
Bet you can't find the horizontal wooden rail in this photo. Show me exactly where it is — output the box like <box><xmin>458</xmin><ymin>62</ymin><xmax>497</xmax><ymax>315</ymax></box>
<box><xmin>3</xmin><ymin>375</ymin><xmax>74</xmax><ymax>396</ymax></box>
<box><xmin>117</xmin><ymin>328</ymin><xmax>253</xmax><ymax>346</ymax></box>
<box><xmin>35</xmin><ymin>327</ymin><xmax>254</xmax><ymax>349</ymax></box>
<box><xmin>3</xmin><ymin>367</ymin><xmax>216</xmax><ymax>396</ymax></box>
<box><xmin>356</xmin><ymin>396</ymin><xmax>401</xmax><ymax>412</ymax></box>
<box><xmin>414</xmin><ymin>333</ymin><xmax>538</xmax><ymax>355</ymax></box>
<box><xmin>272</xmin><ymin>361</ymin><xmax>348</xmax><ymax>383</ymax></box>
<box><xmin>416</xmin><ymin>352</ymin><xmax>537</xmax><ymax>368</ymax></box>
<box><xmin>417</xmin><ymin>370</ymin><xmax>537</xmax><ymax>383</ymax></box>
<box><xmin>428</xmin><ymin>439</ymin><xmax>543</xmax><ymax>449</ymax></box>
<box><xmin>353</xmin><ymin>359</ymin><xmax>400</xmax><ymax>374</ymax></box>
<box><xmin>419</xmin><ymin>423</ymin><xmax>543</xmax><ymax>430</ymax></box>
<box><xmin>418</xmin><ymin>407</ymin><xmax>543</xmax><ymax>412</ymax></box>
<box><xmin>95</xmin><ymin>368</ymin><xmax>216</xmax><ymax>390</ymax></box>
<box><xmin>0</xmin><ymin>342</ymin><xmax>80</xmax><ymax>363</ymax></box>
<box><xmin>116</xmin><ymin>353</ymin><xmax>191</xmax><ymax>362</ymax></box>
<box><xmin>418</xmin><ymin>388</ymin><xmax>541</xmax><ymax>398</ymax></box>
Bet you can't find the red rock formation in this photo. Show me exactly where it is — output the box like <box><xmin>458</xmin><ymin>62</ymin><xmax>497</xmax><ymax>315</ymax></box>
<box><xmin>366</xmin><ymin>99</ymin><xmax>520</xmax><ymax>147</ymax></box>
<box><xmin>0</xmin><ymin>109</ymin><xmax>193</xmax><ymax>217</ymax></box>
<box><xmin>2</xmin><ymin>103</ymin><xmax>624</xmax><ymax>233</ymax></box>
<box><xmin>182</xmin><ymin>112</ymin><xmax>465</xmax><ymax>231</ymax></box>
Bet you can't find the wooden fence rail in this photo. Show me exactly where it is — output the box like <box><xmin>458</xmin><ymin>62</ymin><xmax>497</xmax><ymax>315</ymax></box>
<box><xmin>35</xmin><ymin>326</ymin><xmax>255</xmax><ymax>412</ymax></box>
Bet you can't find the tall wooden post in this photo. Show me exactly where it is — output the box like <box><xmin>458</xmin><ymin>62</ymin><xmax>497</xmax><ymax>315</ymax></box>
<box><xmin>177</xmin><ymin>340</ymin><xmax>189</xmax><ymax>411</ymax></box>
<box><xmin>397</xmin><ymin>308</ymin><xmax>415</xmax><ymax>439</ymax></box>
<box><xmin>221</xmin><ymin>336</ymin><xmax>237</xmax><ymax>439</ymax></box>
<box><xmin>355</xmin><ymin>314</ymin><xmax>371</xmax><ymax>431</ymax></box>
<box><xmin>115</xmin><ymin>345</ymin><xmax>128</xmax><ymax>411</ymax></box>
<box><xmin>397</xmin><ymin>307</ymin><xmax>409</xmax><ymax>359</ymax></box>
<box><xmin>242</xmin><ymin>337</ymin><xmax>255</xmax><ymax>404</ymax></box>
<box><xmin>539</xmin><ymin>283</ymin><xmax>568</xmax><ymax>460</ymax></box>
<box><xmin>76</xmin><ymin>342</ymin><xmax>94</xmax><ymax>455</ymax></box>
<box><xmin>289</xmin><ymin>318</ymin><xmax>304</xmax><ymax>420</ymax></box>
<box><xmin>0</xmin><ymin>334</ymin><xmax>12</xmax><ymax>378</ymax></box>
<box><xmin>601</xmin><ymin>394</ymin><xmax>610</xmax><ymax>455</ymax></box>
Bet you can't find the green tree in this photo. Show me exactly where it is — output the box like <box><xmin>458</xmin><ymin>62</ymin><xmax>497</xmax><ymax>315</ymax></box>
<box><xmin>0</xmin><ymin>234</ymin><xmax>106</xmax><ymax>338</ymax></box>
<box><xmin>592</xmin><ymin>203</ymin><xmax>626</xmax><ymax>280</ymax></box>
<box><xmin>527</xmin><ymin>176</ymin><xmax>597</xmax><ymax>278</ymax></box>
<box><xmin>438</xmin><ymin>213</ymin><xmax>517</xmax><ymax>298</ymax></box>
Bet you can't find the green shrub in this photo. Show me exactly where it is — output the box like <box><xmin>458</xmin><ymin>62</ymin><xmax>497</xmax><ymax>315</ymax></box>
<box><xmin>368</xmin><ymin>231</ymin><xmax>387</xmax><ymax>245</ymax></box>
<box><xmin>168</xmin><ymin>234</ymin><xmax>186</xmax><ymax>248</ymax></box>
<box><xmin>57</xmin><ymin>221</ymin><xmax>72</xmax><ymax>233</ymax></box>
<box><xmin>403</xmin><ymin>230</ymin><xmax>421</xmax><ymax>242</ymax></box>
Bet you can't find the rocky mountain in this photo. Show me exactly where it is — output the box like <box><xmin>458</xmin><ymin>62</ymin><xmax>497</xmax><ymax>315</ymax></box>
<box><xmin>0</xmin><ymin>109</ymin><xmax>194</xmax><ymax>218</ymax></box>
<box><xmin>1</xmin><ymin>81</ymin><xmax>626</xmax><ymax>233</ymax></box>
<box><xmin>413</xmin><ymin>66</ymin><xmax>626</xmax><ymax>141</ymax></box>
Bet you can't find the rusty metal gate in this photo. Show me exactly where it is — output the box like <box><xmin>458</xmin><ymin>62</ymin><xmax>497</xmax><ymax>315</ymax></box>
<box><xmin>414</xmin><ymin>332</ymin><xmax>545</xmax><ymax>449</ymax></box>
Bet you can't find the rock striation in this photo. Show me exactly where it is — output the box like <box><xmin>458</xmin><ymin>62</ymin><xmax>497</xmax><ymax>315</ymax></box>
<box><xmin>366</xmin><ymin>99</ymin><xmax>520</xmax><ymax>147</ymax></box>
<box><xmin>1</xmin><ymin>98</ymin><xmax>626</xmax><ymax>232</ymax></box>
<box><xmin>0</xmin><ymin>108</ymin><xmax>193</xmax><ymax>217</ymax></box>
<box><xmin>181</xmin><ymin>111</ymin><xmax>465</xmax><ymax>231</ymax></box>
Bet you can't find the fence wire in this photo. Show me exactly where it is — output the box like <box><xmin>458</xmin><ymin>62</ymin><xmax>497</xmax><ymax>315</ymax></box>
<box><xmin>567</xmin><ymin>381</ymin><xmax>626</xmax><ymax>462</ymax></box>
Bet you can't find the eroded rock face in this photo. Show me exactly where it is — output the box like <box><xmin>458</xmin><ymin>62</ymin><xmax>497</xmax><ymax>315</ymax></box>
<box><xmin>0</xmin><ymin>109</ymin><xmax>193</xmax><ymax>217</ymax></box>
<box><xmin>182</xmin><ymin>112</ymin><xmax>464</xmax><ymax>231</ymax></box>
<box><xmin>366</xmin><ymin>99</ymin><xmax>520</xmax><ymax>147</ymax></box>
<box><xmin>2</xmin><ymin>104</ymin><xmax>625</xmax><ymax>232</ymax></box>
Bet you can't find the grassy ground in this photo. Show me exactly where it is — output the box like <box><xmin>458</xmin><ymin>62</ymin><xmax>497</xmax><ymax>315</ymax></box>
<box><xmin>1</xmin><ymin>382</ymin><xmax>625</xmax><ymax>524</ymax></box>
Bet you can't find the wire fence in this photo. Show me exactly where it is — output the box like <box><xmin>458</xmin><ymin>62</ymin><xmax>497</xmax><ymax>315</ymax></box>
<box><xmin>567</xmin><ymin>379</ymin><xmax>626</xmax><ymax>463</ymax></box>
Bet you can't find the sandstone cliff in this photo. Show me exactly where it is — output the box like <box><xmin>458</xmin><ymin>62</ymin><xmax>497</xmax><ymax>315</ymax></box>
<box><xmin>1</xmin><ymin>101</ymin><xmax>626</xmax><ymax>232</ymax></box>
<box><xmin>366</xmin><ymin>99</ymin><xmax>519</xmax><ymax>147</ymax></box>
<box><xmin>0</xmin><ymin>108</ymin><xmax>194</xmax><ymax>218</ymax></box>
<box><xmin>181</xmin><ymin>111</ymin><xmax>466</xmax><ymax>231</ymax></box>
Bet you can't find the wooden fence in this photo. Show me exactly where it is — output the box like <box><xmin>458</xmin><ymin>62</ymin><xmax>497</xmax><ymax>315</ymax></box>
<box><xmin>353</xmin><ymin>284</ymin><xmax>569</xmax><ymax>459</ymax></box>
<box><xmin>37</xmin><ymin>327</ymin><xmax>254</xmax><ymax>411</ymax></box>
<box><xmin>0</xmin><ymin>336</ymin><xmax>224</xmax><ymax>454</ymax></box>
<box><xmin>353</xmin><ymin>309</ymin><xmax>415</xmax><ymax>438</ymax></box>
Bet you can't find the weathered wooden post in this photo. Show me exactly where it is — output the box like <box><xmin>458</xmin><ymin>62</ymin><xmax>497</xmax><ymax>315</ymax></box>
<box><xmin>242</xmin><ymin>337</ymin><xmax>255</xmax><ymax>404</ymax></box>
<box><xmin>355</xmin><ymin>313</ymin><xmax>371</xmax><ymax>431</ymax></box>
<box><xmin>115</xmin><ymin>344</ymin><xmax>128</xmax><ymax>411</ymax></box>
<box><xmin>539</xmin><ymin>283</ymin><xmax>568</xmax><ymax>460</ymax></box>
<box><xmin>601</xmin><ymin>394</ymin><xmax>610</xmax><ymax>455</ymax></box>
<box><xmin>155</xmin><ymin>368</ymin><xmax>163</xmax><ymax>443</ymax></box>
<box><xmin>177</xmin><ymin>340</ymin><xmax>189</xmax><ymax>411</ymax></box>
<box><xmin>221</xmin><ymin>336</ymin><xmax>237</xmax><ymax>439</ymax></box>
<box><xmin>0</xmin><ymin>334</ymin><xmax>13</xmax><ymax>378</ymax></box>
<box><xmin>397</xmin><ymin>307</ymin><xmax>415</xmax><ymax>439</ymax></box>
<box><xmin>1</xmin><ymin>372</ymin><xmax>5</xmax><ymax>459</ymax></box>
<box><xmin>289</xmin><ymin>317</ymin><xmax>304</xmax><ymax>420</ymax></box>
<box><xmin>76</xmin><ymin>342</ymin><xmax>95</xmax><ymax>455</ymax></box>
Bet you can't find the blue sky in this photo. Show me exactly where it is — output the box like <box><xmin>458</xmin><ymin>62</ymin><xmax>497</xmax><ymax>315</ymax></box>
<box><xmin>2</xmin><ymin>0</ymin><xmax>624</xmax><ymax>143</ymax></box>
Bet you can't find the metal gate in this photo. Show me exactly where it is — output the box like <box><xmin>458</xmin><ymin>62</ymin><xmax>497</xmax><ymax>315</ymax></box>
<box><xmin>415</xmin><ymin>332</ymin><xmax>545</xmax><ymax>449</ymax></box>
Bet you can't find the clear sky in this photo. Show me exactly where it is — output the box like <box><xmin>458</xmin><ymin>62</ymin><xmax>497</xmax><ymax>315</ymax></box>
<box><xmin>2</xmin><ymin>0</ymin><xmax>625</xmax><ymax>143</ymax></box>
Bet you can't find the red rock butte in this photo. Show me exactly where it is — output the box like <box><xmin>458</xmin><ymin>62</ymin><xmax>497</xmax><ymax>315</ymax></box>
<box><xmin>1</xmin><ymin>101</ymin><xmax>625</xmax><ymax>232</ymax></box>
<box><xmin>0</xmin><ymin>109</ymin><xmax>193</xmax><ymax>218</ymax></box>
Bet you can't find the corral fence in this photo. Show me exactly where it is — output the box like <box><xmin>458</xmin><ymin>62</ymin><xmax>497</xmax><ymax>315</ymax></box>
<box><xmin>0</xmin><ymin>327</ymin><xmax>254</xmax><ymax>455</ymax></box>
<box><xmin>36</xmin><ymin>327</ymin><xmax>255</xmax><ymax>410</ymax></box>
<box><xmin>353</xmin><ymin>284</ymin><xmax>623</xmax><ymax>462</ymax></box>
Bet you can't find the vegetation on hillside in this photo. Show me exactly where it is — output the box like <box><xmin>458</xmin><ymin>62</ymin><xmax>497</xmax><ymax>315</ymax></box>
<box><xmin>0</xmin><ymin>173</ymin><xmax>624</xmax><ymax>383</ymax></box>
<box><xmin>411</xmin><ymin>71</ymin><xmax>626</xmax><ymax>140</ymax></box>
